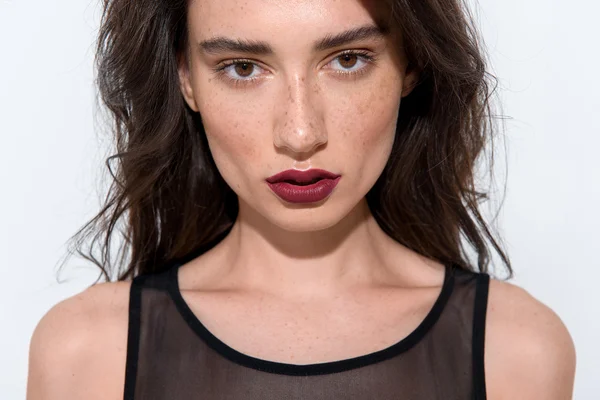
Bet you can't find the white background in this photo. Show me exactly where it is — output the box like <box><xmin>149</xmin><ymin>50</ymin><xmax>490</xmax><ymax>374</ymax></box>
<box><xmin>1</xmin><ymin>0</ymin><xmax>598</xmax><ymax>398</ymax></box>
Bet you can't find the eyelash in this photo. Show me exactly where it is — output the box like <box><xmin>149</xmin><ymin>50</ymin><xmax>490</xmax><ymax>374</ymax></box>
<box><xmin>212</xmin><ymin>50</ymin><xmax>377</xmax><ymax>88</ymax></box>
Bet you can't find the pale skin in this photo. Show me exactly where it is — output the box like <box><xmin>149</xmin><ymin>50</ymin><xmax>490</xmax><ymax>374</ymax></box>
<box><xmin>27</xmin><ymin>0</ymin><xmax>576</xmax><ymax>399</ymax></box>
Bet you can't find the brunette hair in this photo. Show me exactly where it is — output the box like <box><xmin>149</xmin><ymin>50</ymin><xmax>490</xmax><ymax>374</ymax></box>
<box><xmin>62</xmin><ymin>0</ymin><xmax>512</xmax><ymax>282</ymax></box>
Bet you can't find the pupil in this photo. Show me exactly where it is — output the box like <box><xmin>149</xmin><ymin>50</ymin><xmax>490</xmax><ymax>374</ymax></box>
<box><xmin>235</xmin><ymin>63</ymin><xmax>252</xmax><ymax>77</ymax></box>
<box><xmin>339</xmin><ymin>54</ymin><xmax>357</xmax><ymax>68</ymax></box>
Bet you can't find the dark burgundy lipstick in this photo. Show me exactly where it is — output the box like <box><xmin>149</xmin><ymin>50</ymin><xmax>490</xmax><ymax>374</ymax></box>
<box><xmin>265</xmin><ymin>169</ymin><xmax>341</xmax><ymax>204</ymax></box>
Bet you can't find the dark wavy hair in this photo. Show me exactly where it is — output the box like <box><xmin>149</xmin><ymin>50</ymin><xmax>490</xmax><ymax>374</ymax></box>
<box><xmin>60</xmin><ymin>0</ymin><xmax>512</xmax><ymax>282</ymax></box>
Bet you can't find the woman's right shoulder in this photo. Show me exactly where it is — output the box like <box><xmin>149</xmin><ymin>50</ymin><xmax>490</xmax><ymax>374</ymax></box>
<box><xmin>27</xmin><ymin>280</ymin><xmax>133</xmax><ymax>400</ymax></box>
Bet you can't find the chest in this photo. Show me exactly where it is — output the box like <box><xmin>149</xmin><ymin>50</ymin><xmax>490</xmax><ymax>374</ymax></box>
<box><xmin>178</xmin><ymin>287</ymin><xmax>440</xmax><ymax>365</ymax></box>
<box><xmin>118</xmin><ymin>267</ymin><xmax>492</xmax><ymax>400</ymax></box>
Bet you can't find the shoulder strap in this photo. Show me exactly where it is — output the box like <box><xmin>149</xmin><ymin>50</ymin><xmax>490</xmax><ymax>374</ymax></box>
<box><xmin>123</xmin><ymin>275</ymin><xmax>146</xmax><ymax>400</ymax></box>
<box><xmin>472</xmin><ymin>272</ymin><xmax>490</xmax><ymax>400</ymax></box>
<box><xmin>122</xmin><ymin>269</ymin><xmax>173</xmax><ymax>400</ymax></box>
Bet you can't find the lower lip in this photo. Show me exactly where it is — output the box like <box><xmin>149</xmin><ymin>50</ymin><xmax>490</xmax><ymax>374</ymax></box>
<box><xmin>266</xmin><ymin>177</ymin><xmax>341</xmax><ymax>204</ymax></box>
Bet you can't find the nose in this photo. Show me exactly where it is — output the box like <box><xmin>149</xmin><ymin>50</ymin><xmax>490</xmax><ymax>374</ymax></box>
<box><xmin>273</xmin><ymin>76</ymin><xmax>327</xmax><ymax>156</ymax></box>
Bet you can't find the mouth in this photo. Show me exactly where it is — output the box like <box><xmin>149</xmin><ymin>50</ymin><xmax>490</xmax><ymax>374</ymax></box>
<box><xmin>266</xmin><ymin>168</ymin><xmax>340</xmax><ymax>185</ymax></box>
<box><xmin>265</xmin><ymin>169</ymin><xmax>342</xmax><ymax>204</ymax></box>
<box><xmin>281</xmin><ymin>177</ymin><xmax>324</xmax><ymax>186</ymax></box>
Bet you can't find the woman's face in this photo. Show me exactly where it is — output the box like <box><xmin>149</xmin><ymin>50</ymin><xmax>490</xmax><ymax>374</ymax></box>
<box><xmin>179</xmin><ymin>0</ymin><xmax>418</xmax><ymax>232</ymax></box>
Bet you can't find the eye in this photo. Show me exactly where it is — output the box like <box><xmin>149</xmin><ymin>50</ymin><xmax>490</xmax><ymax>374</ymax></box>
<box><xmin>214</xmin><ymin>61</ymin><xmax>265</xmax><ymax>86</ymax></box>
<box><xmin>327</xmin><ymin>50</ymin><xmax>376</xmax><ymax>76</ymax></box>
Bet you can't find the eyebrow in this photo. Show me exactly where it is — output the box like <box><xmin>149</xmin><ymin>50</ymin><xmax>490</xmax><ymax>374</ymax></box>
<box><xmin>199</xmin><ymin>23</ymin><xmax>390</xmax><ymax>56</ymax></box>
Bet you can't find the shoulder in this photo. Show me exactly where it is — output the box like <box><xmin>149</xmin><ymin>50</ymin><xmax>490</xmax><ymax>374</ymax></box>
<box><xmin>484</xmin><ymin>277</ymin><xmax>576</xmax><ymax>400</ymax></box>
<box><xmin>27</xmin><ymin>280</ymin><xmax>132</xmax><ymax>400</ymax></box>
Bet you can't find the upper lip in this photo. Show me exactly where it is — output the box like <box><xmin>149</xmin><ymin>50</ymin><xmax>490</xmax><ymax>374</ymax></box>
<box><xmin>266</xmin><ymin>169</ymin><xmax>340</xmax><ymax>184</ymax></box>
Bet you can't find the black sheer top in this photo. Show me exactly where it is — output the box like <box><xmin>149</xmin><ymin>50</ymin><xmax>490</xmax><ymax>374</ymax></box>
<box><xmin>124</xmin><ymin>261</ymin><xmax>490</xmax><ymax>399</ymax></box>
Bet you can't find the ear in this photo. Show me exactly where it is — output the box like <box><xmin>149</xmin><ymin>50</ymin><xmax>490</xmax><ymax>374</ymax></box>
<box><xmin>177</xmin><ymin>50</ymin><xmax>199</xmax><ymax>112</ymax></box>
<box><xmin>401</xmin><ymin>63</ymin><xmax>420</xmax><ymax>98</ymax></box>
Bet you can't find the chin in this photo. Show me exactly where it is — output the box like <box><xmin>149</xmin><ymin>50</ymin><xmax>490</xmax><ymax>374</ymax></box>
<box><xmin>236</xmin><ymin>182</ymin><xmax>368</xmax><ymax>233</ymax></box>
<box><xmin>271</xmin><ymin>214</ymin><xmax>342</xmax><ymax>233</ymax></box>
<box><xmin>263</xmin><ymin>197</ymin><xmax>361</xmax><ymax>233</ymax></box>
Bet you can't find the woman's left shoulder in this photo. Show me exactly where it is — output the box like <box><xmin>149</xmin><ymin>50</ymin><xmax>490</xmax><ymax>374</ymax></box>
<box><xmin>483</xmin><ymin>278</ymin><xmax>576</xmax><ymax>399</ymax></box>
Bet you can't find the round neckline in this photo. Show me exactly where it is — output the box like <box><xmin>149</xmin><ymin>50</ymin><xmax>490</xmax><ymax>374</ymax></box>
<box><xmin>167</xmin><ymin>261</ymin><xmax>455</xmax><ymax>376</ymax></box>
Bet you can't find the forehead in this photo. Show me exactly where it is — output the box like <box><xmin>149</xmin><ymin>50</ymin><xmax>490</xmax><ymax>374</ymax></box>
<box><xmin>187</xmin><ymin>0</ymin><xmax>392</xmax><ymax>41</ymax></box>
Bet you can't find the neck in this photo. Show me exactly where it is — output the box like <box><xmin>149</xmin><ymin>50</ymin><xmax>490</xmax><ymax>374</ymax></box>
<box><xmin>209</xmin><ymin>198</ymin><xmax>410</xmax><ymax>299</ymax></box>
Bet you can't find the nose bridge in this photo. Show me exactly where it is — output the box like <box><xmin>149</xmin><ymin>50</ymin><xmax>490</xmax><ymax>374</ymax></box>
<box><xmin>273</xmin><ymin>73</ymin><xmax>327</xmax><ymax>155</ymax></box>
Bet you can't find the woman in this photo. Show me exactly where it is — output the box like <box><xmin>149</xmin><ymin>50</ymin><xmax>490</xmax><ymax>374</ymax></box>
<box><xmin>27</xmin><ymin>0</ymin><xmax>576</xmax><ymax>398</ymax></box>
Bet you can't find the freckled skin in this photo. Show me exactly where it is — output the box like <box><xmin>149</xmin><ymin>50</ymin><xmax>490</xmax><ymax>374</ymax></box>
<box><xmin>179</xmin><ymin>0</ymin><xmax>417</xmax><ymax>235</ymax></box>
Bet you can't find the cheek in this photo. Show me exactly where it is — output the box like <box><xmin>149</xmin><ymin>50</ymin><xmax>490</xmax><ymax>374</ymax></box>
<box><xmin>196</xmin><ymin>90</ymin><xmax>268</xmax><ymax>187</ymax></box>
<box><xmin>333</xmin><ymin>76</ymin><xmax>402</xmax><ymax>170</ymax></box>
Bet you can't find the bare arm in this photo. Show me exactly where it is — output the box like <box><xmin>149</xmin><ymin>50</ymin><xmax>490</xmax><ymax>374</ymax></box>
<box><xmin>485</xmin><ymin>279</ymin><xmax>577</xmax><ymax>400</ymax></box>
<box><xmin>26</xmin><ymin>282</ymin><xmax>131</xmax><ymax>400</ymax></box>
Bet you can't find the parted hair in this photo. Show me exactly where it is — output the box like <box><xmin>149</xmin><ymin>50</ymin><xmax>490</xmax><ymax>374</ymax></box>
<box><xmin>62</xmin><ymin>0</ymin><xmax>512</xmax><ymax>282</ymax></box>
